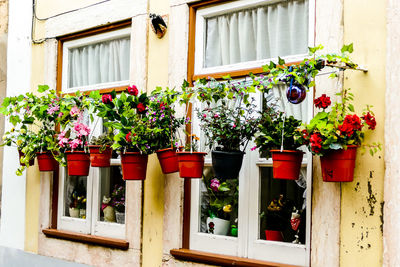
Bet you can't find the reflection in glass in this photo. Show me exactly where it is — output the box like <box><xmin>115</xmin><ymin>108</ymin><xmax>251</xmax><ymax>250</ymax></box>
<box><xmin>199</xmin><ymin>167</ymin><xmax>238</xmax><ymax>237</ymax></box>
<box><xmin>259</xmin><ymin>167</ymin><xmax>306</xmax><ymax>244</ymax></box>
<box><xmin>64</xmin><ymin>174</ymin><xmax>87</xmax><ymax>219</ymax></box>
<box><xmin>99</xmin><ymin>166</ymin><xmax>125</xmax><ymax>224</ymax></box>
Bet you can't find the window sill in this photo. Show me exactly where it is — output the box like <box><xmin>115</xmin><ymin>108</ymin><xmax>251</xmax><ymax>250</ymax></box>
<box><xmin>170</xmin><ymin>249</ymin><xmax>301</xmax><ymax>267</ymax></box>
<box><xmin>42</xmin><ymin>229</ymin><xmax>129</xmax><ymax>250</ymax></box>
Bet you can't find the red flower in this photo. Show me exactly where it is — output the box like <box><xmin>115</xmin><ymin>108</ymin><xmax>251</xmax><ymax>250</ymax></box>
<box><xmin>160</xmin><ymin>102</ymin><xmax>166</xmax><ymax>109</ymax></box>
<box><xmin>137</xmin><ymin>103</ymin><xmax>146</xmax><ymax>113</ymax></box>
<box><xmin>314</xmin><ymin>94</ymin><xmax>331</xmax><ymax>109</ymax></box>
<box><xmin>361</xmin><ymin>112</ymin><xmax>376</xmax><ymax>130</ymax></box>
<box><xmin>127</xmin><ymin>85</ymin><xmax>139</xmax><ymax>96</ymax></box>
<box><xmin>301</xmin><ymin>129</ymin><xmax>310</xmax><ymax>145</ymax></box>
<box><xmin>101</xmin><ymin>94</ymin><xmax>113</xmax><ymax>104</ymax></box>
<box><xmin>338</xmin><ymin>114</ymin><xmax>362</xmax><ymax>137</ymax></box>
<box><xmin>310</xmin><ymin>133</ymin><xmax>322</xmax><ymax>153</ymax></box>
<box><xmin>125</xmin><ymin>132</ymin><xmax>131</xmax><ymax>142</ymax></box>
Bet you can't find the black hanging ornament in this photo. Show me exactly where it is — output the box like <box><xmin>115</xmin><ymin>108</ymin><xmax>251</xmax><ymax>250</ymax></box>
<box><xmin>286</xmin><ymin>66</ymin><xmax>306</xmax><ymax>104</ymax></box>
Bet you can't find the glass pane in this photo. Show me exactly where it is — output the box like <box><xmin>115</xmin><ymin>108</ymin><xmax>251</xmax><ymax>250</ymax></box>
<box><xmin>199</xmin><ymin>167</ymin><xmax>238</xmax><ymax>237</ymax></box>
<box><xmin>259</xmin><ymin>167</ymin><xmax>307</xmax><ymax>244</ymax></box>
<box><xmin>99</xmin><ymin>166</ymin><xmax>125</xmax><ymax>224</ymax></box>
<box><xmin>204</xmin><ymin>0</ymin><xmax>309</xmax><ymax>68</ymax></box>
<box><xmin>64</xmin><ymin>173</ymin><xmax>87</xmax><ymax>219</ymax></box>
<box><xmin>68</xmin><ymin>36</ymin><xmax>131</xmax><ymax>88</ymax></box>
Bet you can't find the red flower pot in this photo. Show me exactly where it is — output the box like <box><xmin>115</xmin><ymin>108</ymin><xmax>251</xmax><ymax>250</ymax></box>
<box><xmin>89</xmin><ymin>145</ymin><xmax>112</xmax><ymax>167</ymax></box>
<box><xmin>177</xmin><ymin>152</ymin><xmax>207</xmax><ymax>179</ymax></box>
<box><xmin>270</xmin><ymin>150</ymin><xmax>303</xmax><ymax>180</ymax></box>
<box><xmin>156</xmin><ymin>148</ymin><xmax>180</xmax><ymax>174</ymax></box>
<box><xmin>18</xmin><ymin>150</ymin><xmax>34</xmax><ymax>166</ymax></box>
<box><xmin>65</xmin><ymin>151</ymin><xmax>90</xmax><ymax>176</ymax></box>
<box><xmin>120</xmin><ymin>152</ymin><xmax>148</xmax><ymax>180</ymax></box>
<box><xmin>265</xmin><ymin>230</ymin><xmax>284</xmax><ymax>241</ymax></box>
<box><xmin>320</xmin><ymin>145</ymin><xmax>357</xmax><ymax>182</ymax></box>
<box><xmin>37</xmin><ymin>151</ymin><xmax>58</xmax><ymax>171</ymax></box>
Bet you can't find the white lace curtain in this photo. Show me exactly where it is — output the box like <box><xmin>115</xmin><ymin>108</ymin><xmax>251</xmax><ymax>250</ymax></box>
<box><xmin>68</xmin><ymin>37</ymin><xmax>130</xmax><ymax>88</ymax></box>
<box><xmin>204</xmin><ymin>0</ymin><xmax>309</xmax><ymax>68</ymax></box>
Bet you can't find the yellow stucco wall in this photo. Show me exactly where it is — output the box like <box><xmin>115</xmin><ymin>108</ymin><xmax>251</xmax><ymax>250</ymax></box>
<box><xmin>25</xmin><ymin>19</ymin><xmax>46</xmax><ymax>253</ymax></box>
<box><xmin>142</xmin><ymin>0</ymin><xmax>169</xmax><ymax>266</ymax></box>
<box><xmin>340</xmin><ymin>0</ymin><xmax>386</xmax><ymax>266</ymax></box>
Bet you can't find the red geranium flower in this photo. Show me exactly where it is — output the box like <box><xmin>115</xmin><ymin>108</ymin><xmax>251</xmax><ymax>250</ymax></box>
<box><xmin>338</xmin><ymin>114</ymin><xmax>362</xmax><ymax>137</ymax></box>
<box><xmin>101</xmin><ymin>94</ymin><xmax>112</xmax><ymax>104</ymax></box>
<box><xmin>314</xmin><ymin>94</ymin><xmax>331</xmax><ymax>109</ymax></box>
<box><xmin>137</xmin><ymin>103</ymin><xmax>146</xmax><ymax>113</ymax></box>
<box><xmin>361</xmin><ymin>112</ymin><xmax>376</xmax><ymax>130</ymax></box>
<box><xmin>310</xmin><ymin>133</ymin><xmax>322</xmax><ymax>153</ymax></box>
<box><xmin>127</xmin><ymin>85</ymin><xmax>139</xmax><ymax>96</ymax></box>
<box><xmin>125</xmin><ymin>132</ymin><xmax>132</xmax><ymax>142</ymax></box>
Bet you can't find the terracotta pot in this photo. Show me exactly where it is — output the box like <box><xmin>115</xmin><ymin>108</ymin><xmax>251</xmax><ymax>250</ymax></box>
<box><xmin>156</xmin><ymin>148</ymin><xmax>180</xmax><ymax>174</ymax></box>
<box><xmin>270</xmin><ymin>150</ymin><xmax>304</xmax><ymax>180</ymax></box>
<box><xmin>320</xmin><ymin>145</ymin><xmax>357</xmax><ymax>182</ymax></box>
<box><xmin>177</xmin><ymin>152</ymin><xmax>207</xmax><ymax>179</ymax></box>
<box><xmin>36</xmin><ymin>151</ymin><xmax>58</xmax><ymax>171</ymax></box>
<box><xmin>211</xmin><ymin>150</ymin><xmax>244</xmax><ymax>179</ymax></box>
<box><xmin>120</xmin><ymin>152</ymin><xmax>148</xmax><ymax>180</ymax></box>
<box><xmin>65</xmin><ymin>151</ymin><xmax>90</xmax><ymax>176</ymax></box>
<box><xmin>89</xmin><ymin>145</ymin><xmax>112</xmax><ymax>167</ymax></box>
<box><xmin>18</xmin><ymin>150</ymin><xmax>34</xmax><ymax>166</ymax></box>
<box><xmin>265</xmin><ymin>230</ymin><xmax>284</xmax><ymax>241</ymax></box>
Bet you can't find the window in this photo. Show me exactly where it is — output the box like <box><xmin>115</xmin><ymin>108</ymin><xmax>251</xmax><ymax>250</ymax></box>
<box><xmin>194</xmin><ymin>0</ymin><xmax>313</xmax><ymax>76</ymax></box>
<box><xmin>60</xmin><ymin>26</ymin><xmax>131</xmax><ymax>93</ymax></box>
<box><xmin>55</xmin><ymin>23</ymin><xmax>131</xmax><ymax>240</ymax></box>
<box><xmin>57</xmin><ymin>118</ymin><xmax>126</xmax><ymax>239</ymax></box>
<box><xmin>186</xmin><ymin>0</ymin><xmax>314</xmax><ymax>266</ymax></box>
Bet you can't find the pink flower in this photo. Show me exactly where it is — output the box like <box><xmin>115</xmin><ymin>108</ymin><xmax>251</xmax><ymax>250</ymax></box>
<box><xmin>70</xmin><ymin>106</ymin><xmax>80</xmax><ymax>117</ymax></box>
<box><xmin>69</xmin><ymin>139</ymin><xmax>83</xmax><ymax>150</ymax></box>
<box><xmin>57</xmin><ymin>131</ymin><xmax>66</xmax><ymax>140</ymax></box>
<box><xmin>210</xmin><ymin>178</ymin><xmax>220</xmax><ymax>192</ymax></box>
<box><xmin>47</xmin><ymin>105</ymin><xmax>59</xmax><ymax>115</ymax></box>
<box><xmin>58</xmin><ymin>138</ymin><xmax>68</xmax><ymax>148</ymax></box>
<box><xmin>58</xmin><ymin>112</ymin><xmax>64</xmax><ymax>117</ymax></box>
<box><xmin>251</xmin><ymin>146</ymin><xmax>257</xmax><ymax>151</ymax></box>
<box><xmin>73</xmin><ymin>122</ymin><xmax>90</xmax><ymax>137</ymax></box>
<box><xmin>232</xmin><ymin>124</ymin><xmax>236</xmax><ymax>128</ymax></box>
<box><xmin>203</xmin><ymin>114</ymin><xmax>206</xmax><ymax>118</ymax></box>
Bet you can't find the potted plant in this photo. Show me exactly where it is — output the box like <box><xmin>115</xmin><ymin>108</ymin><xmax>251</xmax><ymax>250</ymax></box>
<box><xmin>261</xmin><ymin>194</ymin><xmax>293</xmax><ymax>241</ymax></box>
<box><xmin>97</xmin><ymin>87</ymin><xmax>156</xmax><ymax>180</ymax></box>
<box><xmin>203</xmin><ymin>176</ymin><xmax>238</xmax><ymax>236</ymax></box>
<box><xmin>254</xmin><ymin>111</ymin><xmax>305</xmax><ymax>180</ymax></box>
<box><xmin>147</xmin><ymin>87</ymin><xmax>184</xmax><ymax>174</ymax></box>
<box><xmin>69</xmin><ymin>182</ymin><xmax>86</xmax><ymax>219</ymax></box>
<box><xmin>57</xmin><ymin>92</ymin><xmax>92</xmax><ymax>176</ymax></box>
<box><xmin>194</xmin><ymin>77</ymin><xmax>261</xmax><ymax>179</ymax></box>
<box><xmin>302</xmin><ymin>90</ymin><xmax>380</xmax><ymax>182</ymax></box>
<box><xmin>176</xmin><ymin>133</ymin><xmax>207</xmax><ymax>179</ymax></box>
<box><xmin>0</xmin><ymin>85</ymin><xmax>62</xmax><ymax>173</ymax></box>
<box><xmin>89</xmin><ymin>132</ymin><xmax>113</xmax><ymax>167</ymax></box>
<box><xmin>111</xmin><ymin>184</ymin><xmax>125</xmax><ymax>224</ymax></box>
<box><xmin>260</xmin><ymin>44</ymin><xmax>359</xmax><ymax>105</ymax></box>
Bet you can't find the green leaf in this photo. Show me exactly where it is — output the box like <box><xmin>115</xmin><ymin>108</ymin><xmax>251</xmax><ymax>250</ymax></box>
<box><xmin>278</xmin><ymin>57</ymin><xmax>285</xmax><ymax>66</ymax></box>
<box><xmin>341</xmin><ymin>43</ymin><xmax>354</xmax><ymax>53</ymax></box>
<box><xmin>38</xmin><ymin>85</ymin><xmax>49</xmax><ymax>93</ymax></box>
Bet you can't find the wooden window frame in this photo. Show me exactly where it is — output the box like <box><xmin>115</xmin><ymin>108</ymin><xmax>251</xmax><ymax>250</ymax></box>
<box><xmin>56</xmin><ymin>19</ymin><xmax>132</xmax><ymax>95</ymax></box>
<box><xmin>44</xmin><ymin>20</ymin><xmax>132</xmax><ymax>248</ymax></box>
<box><xmin>178</xmin><ymin>0</ymin><xmax>314</xmax><ymax>265</ymax></box>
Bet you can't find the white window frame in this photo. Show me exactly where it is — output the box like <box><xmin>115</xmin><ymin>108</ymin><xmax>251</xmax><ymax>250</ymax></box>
<box><xmin>57</xmin><ymin>117</ymin><xmax>126</xmax><ymax>239</ymax></box>
<box><xmin>189</xmin><ymin>0</ymin><xmax>315</xmax><ymax>265</ymax></box>
<box><xmin>61</xmin><ymin>27</ymin><xmax>131</xmax><ymax>94</ymax></box>
<box><xmin>194</xmin><ymin>0</ymin><xmax>315</xmax><ymax>76</ymax></box>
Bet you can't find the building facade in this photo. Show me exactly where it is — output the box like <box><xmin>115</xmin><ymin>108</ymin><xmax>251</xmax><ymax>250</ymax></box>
<box><xmin>0</xmin><ymin>0</ymin><xmax>397</xmax><ymax>266</ymax></box>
